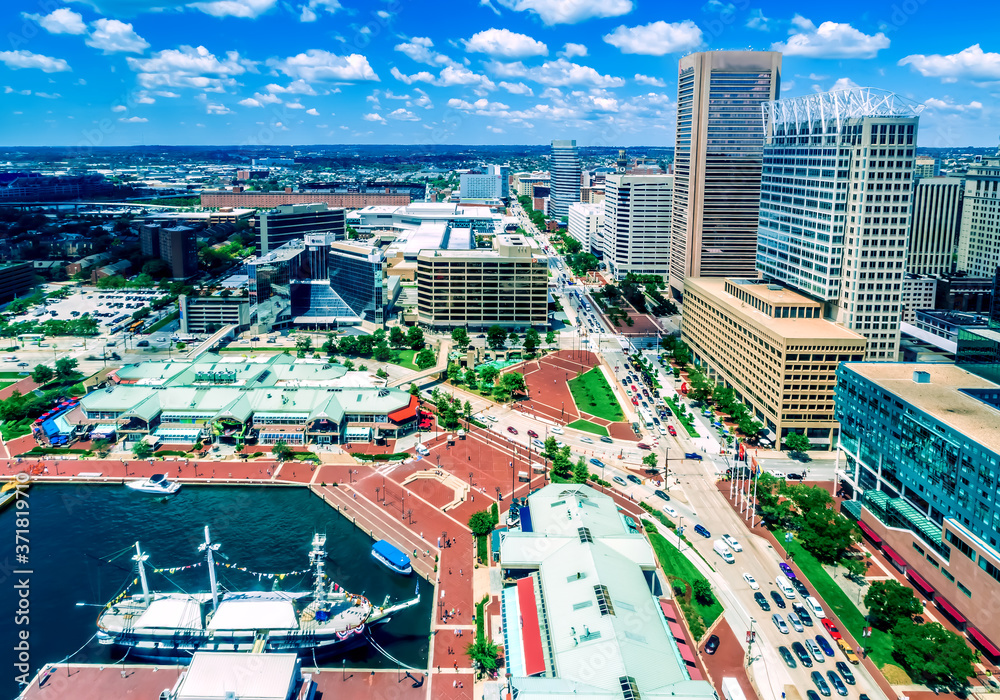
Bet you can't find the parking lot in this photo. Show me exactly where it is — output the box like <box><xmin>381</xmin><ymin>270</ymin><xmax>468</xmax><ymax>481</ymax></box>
<box><xmin>6</xmin><ymin>285</ymin><xmax>167</xmax><ymax>335</ymax></box>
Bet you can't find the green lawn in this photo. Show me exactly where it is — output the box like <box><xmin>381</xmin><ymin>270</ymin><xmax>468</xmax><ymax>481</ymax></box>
<box><xmin>648</xmin><ymin>531</ymin><xmax>723</xmax><ymax>640</ymax></box>
<box><xmin>568</xmin><ymin>367</ymin><xmax>625</xmax><ymax>422</ymax></box>
<box><xmin>784</xmin><ymin>538</ymin><xmax>894</xmax><ymax>667</ymax></box>
<box><xmin>0</xmin><ymin>372</ymin><xmax>29</xmax><ymax>379</ymax></box>
<box><xmin>664</xmin><ymin>395</ymin><xmax>700</xmax><ymax>438</ymax></box>
<box><xmin>566</xmin><ymin>418</ymin><xmax>609</xmax><ymax>436</ymax></box>
<box><xmin>390</xmin><ymin>349</ymin><xmax>421</xmax><ymax>371</ymax></box>
<box><xmin>1</xmin><ymin>417</ymin><xmax>33</xmax><ymax>441</ymax></box>
<box><xmin>0</xmin><ymin>379</ymin><xmax>15</xmax><ymax>389</ymax></box>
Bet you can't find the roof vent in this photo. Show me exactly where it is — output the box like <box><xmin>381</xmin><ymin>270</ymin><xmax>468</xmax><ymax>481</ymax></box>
<box><xmin>913</xmin><ymin>371</ymin><xmax>931</xmax><ymax>384</ymax></box>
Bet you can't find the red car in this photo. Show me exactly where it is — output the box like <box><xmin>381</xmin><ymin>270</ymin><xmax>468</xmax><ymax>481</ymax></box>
<box><xmin>527</xmin><ymin>429</ymin><xmax>538</xmax><ymax>438</ymax></box>
<box><xmin>631</xmin><ymin>397</ymin><xmax>639</xmax><ymax>406</ymax></box>
<box><xmin>630</xmin><ymin>384</ymin><xmax>637</xmax><ymax>393</ymax></box>
<box><xmin>667</xmin><ymin>425</ymin><xmax>677</xmax><ymax>436</ymax></box>
<box><xmin>506</xmin><ymin>426</ymin><xmax>518</xmax><ymax>435</ymax></box>
<box><xmin>822</xmin><ymin>619</ymin><xmax>842</xmax><ymax>640</ymax></box>
<box><xmin>637</xmin><ymin>443</ymin><xmax>651</xmax><ymax>450</ymax></box>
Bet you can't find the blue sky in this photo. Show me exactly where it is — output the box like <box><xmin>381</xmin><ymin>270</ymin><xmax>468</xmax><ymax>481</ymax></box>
<box><xmin>1</xmin><ymin>0</ymin><xmax>996</xmax><ymax>147</ymax></box>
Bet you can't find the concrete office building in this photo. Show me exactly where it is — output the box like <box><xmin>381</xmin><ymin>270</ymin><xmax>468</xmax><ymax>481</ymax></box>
<box><xmin>513</xmin><ymin>172</ymin><xmax>550</xmax><ymax>198</ymax></box>
<box><xmin>602</xmin><ymin>174</ymin><xmax>673</xmax><ymax>279</ymax></box>
<box><xmin>669</xmin><ymin>50</ymin><xmax>782</xmax><ymax>299</ymax></box>
<box><xmin>549</xmin><ymin>140</ymin><xmax>581</xmax><ymax>221</ymax></box>
<box><xmin>907</xmin><ymin>177</ymin><xmax>963</xmax><ymax>276</ymax></box>
<box><xmin>756</xmin><ymin>88</ymin><xmax>921</xmax><ymax>361</ymax></box>
<box><xmin>258</xmin><ymin>203</ymin><xmax>346</xmax><ymax>255</ymax></box>
<box><xmin>901</xmin><ymin>274</ymin><xmax>939</xmax><ymax>323</ymax></box>
<box><xmin>957</xmin><ymin>156</ymin><xmax>1000</xmax><ymax>278</ymax></box>
<box><xmin>499</xmin><ymin>484</ymin><xmax>718</xmax><ymax>700</ymax></box>
<box><xmin>682</xmin><ymin>277</ymin><xmax>866</xmax><ymax>447</ymax></box>
<box><xmin>160</xmin><ymin>225</ymin><xmax>199</xmax><ymax>279</ymax></box>
<box><xmin>915</xmin><ymin>156</ymin><xmax>941</xmax><ymax>178</ymax></box>
<box><xmin>179</xmin><ymin>293</ymin><xmax>251</xmax><ymax>335</ymax></box>
<box><xmin>836</xmin><ymin>363</ymin><xmax>1000</xmax><ymax>659</ymax></box>
<box><xmin>956</xmin><ymin>268</ymin><xmax>1000</xmax><ymax>384</ymax></box>
<box><xmin>200</xmin><ymin>187</ymin><xmax>413</xmax><ymax>210</ymax></box>
<box><xmin>566</xmin><ymin>202</ymin><xmax>604</xmax><ymax>254</ymax></box>
<box><xmin>0</xmin><ymin>261</ymin><xmax>34</xmax><ymax>302</ymax></box>
<box><xmin>139</xmin><ymin>223</ymin><xmax>161</xmax><ymax>258</ymax></box>
<box><xmin>415</xmin><ymin>234</ymin><xmax>548</xmax><ymax>328</ymax></box>
<box><xmin>461</xmin><ymin>164</ymin><xmax>509</xmax><ymax>201</ymax></box>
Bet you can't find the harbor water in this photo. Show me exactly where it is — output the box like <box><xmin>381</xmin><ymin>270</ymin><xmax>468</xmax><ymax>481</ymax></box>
<box><xmin>0</xmin><ymin>483</ymin><xmax>432</xmax><ymax>700</ymax></box>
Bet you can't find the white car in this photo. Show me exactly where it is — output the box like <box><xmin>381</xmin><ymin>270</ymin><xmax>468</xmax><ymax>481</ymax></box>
<box><xmin>486</xmin><ymin>415</ymin><xmax>499</xmax><ymax>423</ymax></box>
<box><xmin>772</xmin><ymin>613</ymin><xmax>789</xmax><ymax>634</ymax></box>
<box><xmin>722</xmin><ymin>534</ymin><xmax>743</xmax><ymax>552</ymax></box>
<box><xmin>532</xmin><ymin>438</ymin><xmax>545</xmax><ymax>449</ymax></box>
<box><xmin>743</xmin><ymin>573</ymin><xmax>760</xmax><ymax>590</ymax></box>
<box><xmin>550</xmin><ymin>426</ymin><xmax>564</xmax><ymax>435</ymax></box>
<box><xmin>769</xmin><ymin>470</ymin><xmax>786</xmax><ymax>479</ymax></box>
<box><xmin>787</xmin><ymin>613</ymin><xmax>804</xmax><ymax>633</ymax></box>
<box><xmin>663</xmin><ymin>505</ymin><xmax>678</xmax><ymax>517</ymax></box>
<box><xmin>580</xmin><ymin>436</ymin><xmax>594</xmax><ymax>444</ymax></box>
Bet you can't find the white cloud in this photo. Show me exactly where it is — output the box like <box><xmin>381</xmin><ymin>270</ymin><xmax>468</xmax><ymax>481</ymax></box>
<box><xmin>22</xmin><ymin>8</ymin><xmax>86</xmax><ymax>34</ymax></box>
<box><xmin>495</xmin><ymin>0</ymin><xmax>632</xmax><ymax>25</ymax></box>
<box><xmin>829</xmin><ymin>77</ymin><xmax>860</xmax><ymax>91</ymax></box>
<box><xmin>268</xmin><ymin>50</ymin><xmax>379</xmax><ymax>82</ymax></box>
<box><xmin>488</xmin><ymin>58</ymin><xmax>624</xmax><ymax>87</ymax></box>
<box><xmin>118</xmin><ymin>116</ymin><xmax>147</xmax><ymax>122</ymax></box>
<box><xmin>387</xmin><ymin>107</ymin><xmax>420</xmax><ymax>121</ymax></box>
<box><xmin>4</xmin><ymin>86</ymin><xmax>32</xmax><ymax>95</ymax></box>
<box><xmin>205</xmin><ymin>102</ymin><xmax>232</xmax><ymax>114</ymax></box>
<box><xmin>376</xmin><ymin>10</ymin><xmax>390</xmax><ymax>18</ymax></box>
<box><xmin>85</xmin><ymin>19</ymin><xmax>149</xmax><ymax>54</ymax></box>
<box><xmin>186</xmin><ymin>0</ymin><xmax>278</xmax><ymax>19</ymax></box>
<box><xmin>35</xmin><ymin>91</ymin><xmax>60</xmax><ymax>98</ymax></box>
<box><xmin>462</xmin><ymin>28</ymin><xmax>547</xmax><ymax>58</ymax></box>
<box><xmin>487</xmin><ymin>125</ymin><xmax>504</xmax><ymax>133</ymax></box>
<box><xmin>153</xmin><ymin>90</ymin><xmax>180</xmax><ymax>97</ymax></box>
<box><xmin>127</xmin><ymin>45</ymin><xmax>254</xmax><ymax>90</ymax></box>
<box><xmin>899</xmin><ymin>45</ymin><xmax>1000</xmax><ymax>83</ymax></box>
<box><xmin>771</xmin><ymin>16</ymin><xmax>889</xmax><ymax>59</ymax></box>
<box><xmin>252</xmin><ymin>91</ymin><xmax>281</xmax><ymax>104</ymax></box>
<box><xmin>703</xmin><ymin>0</ymin><xmax>735</xmax><ymax>13</ymax></box>
<box><xmin>746</xmin><ymin>8</ymin><xmax>769</xmax><ymax>30</ymax></box>
<box><xmin>559</xmin><ymin>42</ymin><xmax>587</xmax><ymax>58</ymax></box>
<box><xmin>390</xmin><ymin>66</ymin><xmax>435</xmax><ymax>85</ymax></box>
<box><xmin>286</xmin><ymin>101</ymin><xmax>305</xmax><ymax>109</ymax></box>
<box><xmin>923</xmin><ymin>97</ymin><xmax>984</xmax><ymax>112</ymax></box>
<box><xmin>362</xmin><ymin>112</ymin><xmax>386</xmax><ymax>123</ymax></box>
<box><xmin>111</xmin><ymin>104</ymin><xmax>127</xmax><ymax>111</ymax></box>
<box><xmin>392</xmin><ymin>65</ymin><xmax>495</xmax><ymax>90</ymax></box>
<box><xmin>410</xmin><ymin>87</ymin><xmax>433</xmax><ymax>108</ymax></box>
<box><xmin>634</xmin><ymin>73</ymin><xmax>666</xmax><ymax>87</ymax></box>
<box><xmin>305</xmin><ymin>107</ymin><xmax>319</xmax><ymax>115</ymax></box>
<box><xmin>265</xmin><ymin>79</ymin><xmax>316</xmax><ymax>95</ymax></box>
<box><xmin>297</xmin><ymin>0</ymin><xmax>340</xmax><ymax>22</ymax></box>
<box><xmin>499</xmin><ymin>80</ymin><xmax>533</xmax><ymax>95</ymax></box>
<box><xmin>448</xmin><ymin>97</ymin><xmax>510</xmax><ymax>111</ymax></box>
<box><xmin>604</xmin><ymin>20</ymin><xmax>703</xmax><ymax>55</ymax></box>
<box><xmin>394</xmin><ymin>37</ymin><xmax>458</xmax><ymax>67</ymax></box>
<box><xmin>0</xmin><ymin>50</ymin><xmax>71</xmax><ymax>73</ymax></box>
<box><xmin>238</xmin><ymin>97</ymin><xmax>262</xmax><ymax>107</ymax></box>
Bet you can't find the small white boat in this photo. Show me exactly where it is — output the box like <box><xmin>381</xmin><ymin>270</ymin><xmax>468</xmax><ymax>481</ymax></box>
<box><xmin>126</xmin><ymin>473</ymin><xmax>181</xmax><ymax>495</ymax></box>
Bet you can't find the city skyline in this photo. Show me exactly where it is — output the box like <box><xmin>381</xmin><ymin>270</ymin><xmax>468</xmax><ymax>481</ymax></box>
<box><xmin>0</xmin><ymin>0</ymin><xmax>996</xmax><ymax>147</ymax></box>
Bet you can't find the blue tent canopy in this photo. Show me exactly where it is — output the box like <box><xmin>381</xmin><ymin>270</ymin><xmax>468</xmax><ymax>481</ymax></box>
<box><xmin>519</xmin><ymin>505</ymin><xmax>534</xmax><ymax>533</ymax></box>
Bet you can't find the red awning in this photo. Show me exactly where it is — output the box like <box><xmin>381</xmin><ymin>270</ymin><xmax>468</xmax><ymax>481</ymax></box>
<box><xmin>659</xmin><ymin>598</ymin><xmax>679</xmax><ymax>622</ymax></box>
<box><xmin>688</xmin><ymin>667</ymin><xmax>704</xmax><ymax>681</ymax></box>
<box><xmin>882</xmin><ymin>545</ymin><xmax>907</xmax><ymax>568</ymax></box>
<box><xmin>968</xmin><ymin>626</ymin><xmax>1000</xmax><ymax>657</ymax></box>
<box><xmin>667</xmin><ymin>620</ymin><xmax>686</xmax><ymax>640</ymax></box>
<box><xmin>388</xmin><ymin>396</ymin><xmax>418</xmax><ymax>423</ymax></box>
<box><xmin>907</xmin><ymin>569</ymin><xmax>935</xmax><ymax>596</ymax></box>
<box><xmin>858</xmin><ymin>520</ymin><xmax>882</xmax><ymax>544</ymax></box>
<box><xmin>936</xmin><ymin>597</ymin><xmax>967</xmax><ymax>624</ymax></box>
<box><xmin>677</xmin><ymin>641</ymin><xmax>696</xmax><ymax>664</ymax></box>
<box><xmin>517</xmin><ymin>577</ymin><xmax>546</xmax><ymax>676</ymax></box>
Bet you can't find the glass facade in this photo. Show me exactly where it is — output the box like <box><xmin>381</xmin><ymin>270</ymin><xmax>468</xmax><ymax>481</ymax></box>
<box><xmin>550</xmin><ymin>140</ymin><xmax>581</xmax><ymax>221</ymax></box>
<box><xmin>249</xmin><ymin>244</ymin><xmax>301</xmax><ymax>331</ymax></box>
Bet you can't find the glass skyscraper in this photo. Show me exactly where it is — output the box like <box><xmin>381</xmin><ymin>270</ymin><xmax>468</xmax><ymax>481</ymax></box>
<box><xmin>549</xmin><ymin>139</ymin><xmax>581</xmax><ymax>221</ymax></box>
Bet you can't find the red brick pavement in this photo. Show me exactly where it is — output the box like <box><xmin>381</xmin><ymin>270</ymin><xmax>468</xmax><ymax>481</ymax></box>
<box><xmin>0</xmin><ymin>374</ymin><xmax>39</xmax><ymax>401</ymax></box>
<box><xmin>700</xmin><ymin>618</ymin><xmax>756</xmax><ymax>700</ymax></box>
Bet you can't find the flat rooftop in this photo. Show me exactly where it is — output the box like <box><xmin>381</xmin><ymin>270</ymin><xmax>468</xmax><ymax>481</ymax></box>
<box><xmin>842</xmin><ymin>362</ymin><xmax>1000</xmax><ymax>454</ymax></box>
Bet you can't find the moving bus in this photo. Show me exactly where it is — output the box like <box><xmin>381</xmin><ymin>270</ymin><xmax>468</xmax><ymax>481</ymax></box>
<box><xmin>637</xmin><ymin>407</ymin><xmax>654</xmax><ymax>429</ymax></box>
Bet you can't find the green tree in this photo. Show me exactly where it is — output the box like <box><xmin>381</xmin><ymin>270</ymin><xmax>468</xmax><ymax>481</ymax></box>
<box><xmin>798</xmin><ymin>506</ymin><xmax>859</xmax><ymax>564</ymax></box>
<box><xmin>493</xmin><ymin>372</ymin><xmax>527</xmax><ymax>402</ymax></box>
<box><xmin>295</xmin><ymin>335</ymin><xmax>312</xmax><ymax>358</ymax></box>
<box><xmin>713</xmin><ymin>386</ymin><xmax>736</xmax><ymax>413</ymax></box>
<box><xmin>406</xmin><ymin>325</ymin><xmax>425</xmax><ymax>350</ymax></box>
<box><xmin>415</xmin><ymin>348</ymin><xmax>436</xmax><ymax>369</ymax></box>
<box><xmin>468</xmin><ymin>510</ymin><xmax>497</xmax><ymax>537</ymax></box>
<box><xmin>545</xmin><ymin>330</ymin><xmax>556</xmax><ymax>346</ymax></box>
<box><xmin>660</xmin><ymin>334</ymin><xmax>677</xmax><ymax>354</ymax></box>
<box><xmin>390</xmin><ymin>326</ymin><xmax>406</xmax><ymax>348</ymax></box>
<box><xmin>573</xmin><ymin>458</ymin><xmax>589</xmax><ymax>484</ymax></box>
<box><xmin>642</xmin><ymin>453</ymin><xmax>658</xmax><ymax>474</ymax></box>
<box><xmin>375</xmin><ymin>367</ymin><xmax>388</xmax><ymax>379</ymax></box>
<box><xmin>464</xmin><ymin>368</ymin><xmax>478</xmax><ymax>387</ymax></box>
<box><xmin>672</xmin><ymin>340</ymin><xmax>691</xmax><ymax>367</ymax></box>
<box><xmin>738</xmin><ymin>415</ymin><xmax>764</xmax><ymax>439</ymax></box>
<box><xmin>692</xmin><ymin>578</ymin><xmax>715</xmax><ymax>606</ymax></box>
<box><xmin>687</xmin><ymin>370</ymin><xmax>714</xmax><ymax>403</ymax></box>
<box><xmin>54</xmin><ymin>357</ymin><xmax>78</xmax><ymax>381</ymax></box>
<box><xmin>271</xmin><ymin>440</ymin><xmax>294</xmax><ymax>462</ymax></box>
<box><xmin>784</xmin><ymin>432</ymin><xmax>812</xmax><ymax>454</ymax></box>
<box><xmin>91</xmin><ymin>438</ymin><xmax>110</xmax><ymax>458</ymax></box>
<box><xmin>841</xmin><ymin>557</ymin><xmax>867</xmax><ymax>583</ymax></box>
<box><xmin>409</xmin><ymin>383</ymin><xmax>420</xmax><ymax>396</ymax></box>
<box><xmin>31</xmin><ymin>364</ymin><xmax>54</xmax><ymax>385</ymax></box>
<box><xmin>463</xmin><ymin>400</ymin><xmax>473</xmax><ymax>419</ymax></box>
<box><xmin>343</xmin><ymin>359</ymin><xmax>355</xmax><ymax>370</ymax></box>
<box><xmin>864</xmin><ymin>579</ymin><xmax>923</xmax><ymax>631</ymax></box>
<box><xmin>372</xmin><ymin>327</ymin><xmax>386</xmax><ymax>344</ymax></box>
<box><xmin>322</xmin><ymin>333</ymin><xmax>338</xmax><ymax>356</ymax></box>
<box><xmin>479</xmin><ymin>365</ymin><xmax>500</xmax><ymax>389</ymax></box>
<box><xmin>551</xmin><ymin>445</ymin><xmax>573</xmax><ymax>479</ymax></box>
<box><xmin>132</xmin><ymin>441</ymin><xmax>153</xmax><ymax>460</ymax></box>
<box><xmin>373</xmin><ymin>342</ymin><xmax>393</xmax><ymax>362</ymax></box>
<box><xmin>447</xmin><ymin>362</ymin><xmax>463</xmax><ymax>383</ymax></box>
<box><xmin>466</xmin><ymin>639</ymin><xmax>501</xmax><ymax>674</ymax></box>
<box><xmin>891</xmin><ymin>619</ymin><xmax>977</xmax><ymax>689</ymax></box>
<box><xmin>541</xmin><ymin>436</ymin><xmax>559</xmax><ymax>459</ymax></box>
<box><xmin>507</xmin><ymin>330</ymin><xmax>520</xmax><ymax>346</ymax></box>
<box><xmin>486</xmin><ymin>325</ymin><xmax>508</xmax><ymax>350</ymax></box>
<box><xmin>451</xmin><ymin>327</ymin><xmax>470</xmax><ymax>347</ymax></box>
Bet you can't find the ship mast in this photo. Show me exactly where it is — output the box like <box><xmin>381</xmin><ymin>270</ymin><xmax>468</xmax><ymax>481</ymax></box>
<box><xmin>198</xmin><ymin>526</ymin><xmax>222</xmax><ymax>611</ymax></box>
<box><xmin>309</xmin><ymin>533</ymin><xmax>327</xmax><ymax>603</ymax></box>
<box><xmin>133</xmin><ymin>541</ymin><xmax>151</xmax><ymax>606</ymax></box>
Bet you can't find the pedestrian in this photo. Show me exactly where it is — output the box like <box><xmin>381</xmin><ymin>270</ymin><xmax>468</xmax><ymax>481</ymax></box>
<box><xmin>459</xmin><ymin>568</ymin><xmax>462</xmax><ymax>576</ymax></box>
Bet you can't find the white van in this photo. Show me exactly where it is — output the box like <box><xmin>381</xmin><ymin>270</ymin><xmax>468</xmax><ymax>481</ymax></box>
<box><xmin>713</xmin><ymin>540</ymin><xmax>735</xmax><ymax>564</ymax></box>
<box><xmin>415</xmin><ymin>443</ymin><xmax>430</xmax><ymax>456</ymax></box>
<box><xmin>776</xmin><ymin>574</ymin><xmax>797</xmax><ymax>599</ymax></box>
<box><xmin>805</xmin><ymin>595</ymin><xmax>826</xmax><ymax>619</ymax></box>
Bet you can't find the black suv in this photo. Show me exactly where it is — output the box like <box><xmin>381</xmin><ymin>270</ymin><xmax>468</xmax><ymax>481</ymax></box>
<box><xmin>754</xmin><ymin>592</ymin><xmax>770</xmax><ymax>611</ymax></box>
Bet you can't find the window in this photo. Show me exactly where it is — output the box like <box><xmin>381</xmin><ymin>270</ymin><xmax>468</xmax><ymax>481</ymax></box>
<box><xmin>594</xmin><ymin>584</ymin><xmax>615</xmax><ymax>616</ymax></box>
<box><xmin>945</xmin><ymin>530</ymin><xmax>976</xmax><ymax>562</ymax></box>
<box><xmin>957</xmin><ymin>581</ymin><xmax>971</xmax><ymax>598</ymax></box>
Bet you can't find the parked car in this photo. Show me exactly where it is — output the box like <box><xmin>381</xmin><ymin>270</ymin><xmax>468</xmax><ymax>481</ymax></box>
<box><xmin>684</xmin><ymin>452</ymin><xmax>703</xmax><ymax>460</ymax></box>
<box><xmin>667</xmin><ymin>425</ymin><xmax>677</xmax><ymax>436</ymax></box>
<box><xmin>835</xmin><ymin>661</ymin><xmax>856</xmax><ymax>684</ymax></box>
<box><xmin>793</xmin><ymin>578</ymin><xmax>810</xmax><ymax>598</ymax></box>
<box><xmin>754</xmin><ymin>592</ymin><xmax>771</xmax><ymax>611</ymax></box>
<box><xmin>779</xmin><ymin>562</ymin><xmax>796</xmax><ymax>579</ymax></box>
<box><xmin>792</xmin><ymin>641</ymin><xmax>814</xmax><ymax>668</ymax></box>
<box><xmin>721</xmin><ymin>534</ymin><xmax>742</xmax><ymax>551</ymax></box>
<box><xmin>769</xmin><ymin>590</ymin><xmax>787</xmax><ymax>609</ymax></box>
<box><xmin>788</xmin><ymin>613</ymin><xmax>804</xmax><ymax>633</ymax></box>
<box><xmin>778</xmin><ymin>645</ymin><xmax>797</xmax><ymax>669</ymax></box>
<box><xmin>772</xmin><ymin>613</ymin><xmax>789</xmax><ymax>634</ymax></box>
<box><xmin>793</xmin><ymin>602</ymin><xmax>814</xmax><ymax>626</ymax></box>
<box><xmin>811</xmin><ymin>671</ymin><xmax>831</xmax><ymax>697</ymax></box>
<box><xmin>743</xmin><ymin>573</ymin><xmax>759</xmax><ymax>590</ymax></box>
<box><xmin>816</xmin><ymin>635</ymin><xmax>835</xmax><ymax>657</ymax></box>
<box><xmin>822</xmin><ymin>619</ymin><xmax>842</xmax><ymax>640</ymax></box>
<box><xmin>693</xmin><ymin>523</ymin><xmax>711</xmax><ymax>538</ymax></box>
<box><xmin>704</xmin><ymin>634</ymin><xmax>720</xmax><ymax>655</ymax></box>
<box><xmin>836</xmin><ymin>638</ymin><xmax>861</xmax><ymax>665</ymax></box>
<box><xmin>807</xmin><ymin>691</ymin><xmax>822</xmax><ymax>700</ymax></box>
<box><xmin>826</xmin><ymin>671</ymin><xmax>848</xmax><ymax>697</ymax></box>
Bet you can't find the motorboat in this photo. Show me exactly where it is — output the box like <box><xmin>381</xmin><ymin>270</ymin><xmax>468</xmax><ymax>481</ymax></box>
<box><xmin>126</xmin><ymin>473</ymin><xmax>181</xmax><ymax>495</ymax></box>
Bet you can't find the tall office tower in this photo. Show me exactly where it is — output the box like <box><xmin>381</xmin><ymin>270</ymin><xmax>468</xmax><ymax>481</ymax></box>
<box><xmin>756</xmin><ymin>88</ymin><xmax>920</xmax><ymax>361</ymax></box>
<box><xmin>957</xmin><ymin>156</ymin><xmax>1000</xmax><ymax>277</ymax></box>
<box><xmin>139</xmin><ymin>223</ymin><xmax>161</xmax><ymax>257</ymax></box>
<box><xmin>159</xmin><ymin>225</ymin><xmax>199</xmax><ymax>279</ymax></box>
<box><xmin>602</xmin><ymin>174</ymin><xmax>674</xmax><ymax>278</ymax></box>
<box><xmin>258</xmin><ymin>203</ymin><xmax>346</xmax><ymax>255</ymax></box>
<box><xmin>907</xmin><ymin>177</ymin><xmax>963</xmax><ymax>276</ymax></box>
<box><xmin>668</xmin><ymin>50</ymin><xmax>782</xmax><ymax>300</ymax></box>
<box><xmin>567</xmin><ymin>201</ymin><xmax>604</xmax><ymax>254</ymax></box>
<box><xmin>549</xmin><ymin>139</ymin><xmax>581</xmax><ymax>221</ymax></box>
<box><xmin>490</xmin><ymin>164</ymin><xmax>510</xmax><ymax>199</ymax></box>
<box><xmin>914</xmin><ymin>156</ymin><xmax>940</xmax><ymax>178</ymax></box>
